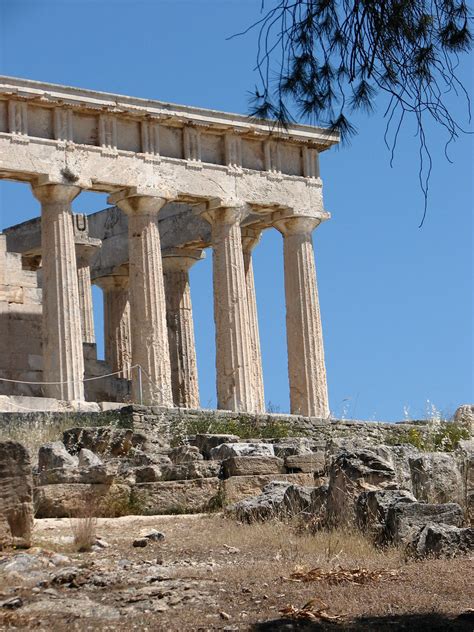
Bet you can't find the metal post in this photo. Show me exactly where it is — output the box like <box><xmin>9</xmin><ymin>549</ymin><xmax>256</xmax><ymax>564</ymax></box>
<box><xmin>137</xmin><ymin>365</ymin><xmax>143</xmax><ymax>406</ymax></box>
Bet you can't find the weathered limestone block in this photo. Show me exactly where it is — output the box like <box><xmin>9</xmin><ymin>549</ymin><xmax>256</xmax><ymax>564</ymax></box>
<box><xmin>34</xmin><ymin>483</ymin><xmax>131</xmax><ymax>518</ymax></box>
<box><xmin>408</xmin><ymin>523</ymin><xmax>474</xmax><ymax>558</ymax></box>
<box><xmin>456</xmin><ymin>439</ymin><xmax>474</xmax><ymax>521</ymax></box>
<box><xmin>134</xmin><ymin>465</ymin><xmax>163</xmax><ymax>483</ymax></box>
<box><xmin>63</xmin><ymin>427</ymin><xmax>148</xmax><ymax>458</ymax></box>
<box><xmin>326</xmin><ymin>449</ymin><xmax>397</xmax><ymax>527</ymax></box>
<box><xmin>285</xmin><ymin>452</ymin><xmax>326</xmax><ymax>474</ymax></box>
<box><xmin>454</xmin><ymin>404</ymin><xmax>474</xmax><ymax>431</ymax></box>
<box><xmin>230</xmin><ymin>481</ymin><xmax>291</xmax><ymax>523</ymax></box>
<box><xmin>161</xmin><ymin>461</ymin><xmax>220</xmax><ymax>481</ymax></box>
<box><xmin>190</xmin><ymin>433</ymin><xmax>240</xmax><ymax>458</ymax></box>
<box><xmin>169</xmin><ymin>445</ymin><xmax>203</xmax><ymax>464</ymax></box>
<box><xmin>356</xmin><ymin>489</ymin><xmax>417</xmax><ymax>543</ymax></box>
<box><xmin>273</xmin><ymin>438</ymin><xmax>323</xmax><ymax>458</ymax></box>
<box><xmin>282</xmin><ymin>484</ymin><xmax>314</xmax><ymax>514</ymax></box>
<box><xmin>376</xmin><ymin>445</ymin><xmax>420</xmax><ymax>492</ymax></box>
<box><xmin>132</xmin><ymin>478</ymin><xmax>221</xmax><ymax>514</ymax></box>
<box><xmin>78</xmin><ymin>448</ymin><xmax>103</xmax><ymax>468</ymax></box>
<box><xmin>223</xmin><ymin>472</ymin><xmax>315</xmax><ymax>505</ymax></box>
<box><xmin>385</xmin><ymin>502</ymin><xmax>464</xmax><ymax>545</ymax></box>
<box><xmin>0</xmin><ymin>441</ymin><xmax>34</xmax><ymax>549</ymax></box>
<box><xmin>221</xmin><ymin>456</ymin><xmax>285</xmax><ymax>478</ymax></box>
<box><xmin>409</xmin><ymin>453</ymin><xmax>464</xmax><ymax>505</ymax></box>
<box><xmin>38</xmin><ymin>442</ymin><xmax>78</xmax><ymax>471</ymax></box>
<box><xmin>210</xmin><ymin>442</ymin><xmax>274</xmax><ymax>460</ymax></box>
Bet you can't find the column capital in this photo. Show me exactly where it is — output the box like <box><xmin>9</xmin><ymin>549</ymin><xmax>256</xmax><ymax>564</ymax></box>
<box><xmin>241</xmin><ymin>226</ymin><xmax>262</xmax><ymax>253</ymax></box>
<box><xmin>200</xmin><ymin>204</ymin><xmax>246</xmax><ymax>227</ymax></box>
<box><xmin>95</xmin><ymin>274</ymin><xmax>129</xmax><ymax>292</ymax></box>
<box><xmin>273</xmin><ymin>211</ymin><xmax>330</xmax><ymax>236</ymax></box>
<box><xmin>31</xmin><ymin>182</ymin><xmax>81</xmax><ymax>205</ymax></box>
<box><xmin>162</xmin><ymin>248</ymin><xmax>205</xmax><ymax>272</ymax></box>
<box><xmin>108</xmin><ymin>188</ymin><xmax>173</xmax><ymax>215</ymax></box>
<box><xmin>75</xmin><ymin>239</ymin><xmax>101</xmax><ymax>267</ymax></box>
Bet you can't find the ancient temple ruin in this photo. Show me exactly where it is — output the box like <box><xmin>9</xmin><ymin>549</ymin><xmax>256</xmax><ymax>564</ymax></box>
<box><xmin>0</xmin><ymin>76</ymin><xmax>339</xmax><ymax>417</ymax></box>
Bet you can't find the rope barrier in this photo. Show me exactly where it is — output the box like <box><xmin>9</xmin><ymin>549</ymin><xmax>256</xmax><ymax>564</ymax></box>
<box><xmin>0</xmin><ymin>365</ymin><xmax>140</xmax><ymax>385</ymax></box>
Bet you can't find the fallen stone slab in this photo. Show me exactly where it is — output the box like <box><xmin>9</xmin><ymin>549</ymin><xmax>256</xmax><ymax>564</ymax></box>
<box><xmin>63</xmin><ymin>427</ymin><xmax>148</xmax><ymax>458</ymax></box>
<box><xmin>281</xmin><ymin>484</ymin><xmax>314</xmax><ymax>514</ymax></box>
<box><xmin>168</xmin><ymin>445</ymin><xmax>203</xmax><ymax>464</ymax></box>
<box><xmin>272</xmin><ymin>438</ymin><xmax>322</xmax><ymax>458</ymax></box>
<box><xmin>190</xmin><ymin>434</ymin><xmax>240</xmax><ymax>458</ymax></box>
<box><xmin>38</xmin><ymin>442</ymin><xmax>78</xmax><ymax>471</ymax></box>
<box><xmin>160</xmin><ymin>461</ymin><xmax>220</xmax><ymax>481</ymax></box>
<box><xmin>408</xmin><ymin>522</ymin><xmax>474</xmax><ymax>558</ymax></box>
<box><xmin>230</xmin><ymin>481</ymin><xmax>292</xmax><ymax>523</ymax></box>
<box><xmin>0</xmin><ymin>441</ymin><xmax>34</xmax><ymax>549</ymax></box>
<box><xmin>34</xmin><ymin>482</ymin><xmax>131</xmax><ymax>518</ymax></box>
<box><xmin>132</xmin><ymin>478</ymin><xmax>221</xmax><ymax>514</ymax></box>
<box><xmin>284</xmin><ymin>452</ymin><xmax>326</xmax><ymax>474</ymax></box>
<box><xmin>221</xmin><ymin>456</ymin><xmax>285</xmax><ymax>478</ymax></box>
<box><xmin>210</xmin><ymin>442</ymin><xmax>275</xmax><ymax>460</ymax></box>
<box><xmin>326</xmin><ymin>448</ymin><xmax>397</xmax><ymax>527</ymax></box>
<box><xmin>409</xmin><ymin>452</ymin><xmax>464</xmax><ymax>505</ymax></box>
<box><xmin>356</xmin><ymin>489</ymin><xmax>417</xmax><ymax>543</ymax></box>
<box><xmin>385</xmin><ymin>501</ymin><xmax>464</xmax><ymax>544</ymax></box>
<box><xmin>223</xmin><ymin>472</ymin><xmax>314</xmax><ymax>505</ymax></box>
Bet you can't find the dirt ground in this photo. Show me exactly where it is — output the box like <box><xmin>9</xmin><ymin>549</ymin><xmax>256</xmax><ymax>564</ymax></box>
<box><xmin>0</xmin><ymin>514</ymin><xmax>473</xmax><ymax>631</ymax></box>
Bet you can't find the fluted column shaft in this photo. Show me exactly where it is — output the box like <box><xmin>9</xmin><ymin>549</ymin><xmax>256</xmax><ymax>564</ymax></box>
<box><xmin>204</xmin><ymin>207</ymin><xmax>254</xmax><ymax>412</ymax></box>
<box><xmin>114</xmin><ymin>194</ymin><xmax>172</xmax><ymax>406</ymax></box>
<box><xmin>96</xmin><ymin>276</ymin><xmax>131</xmax><ymax>379</ymax></box>
<box><xmin>275</xmin><ymin>216</ymin><xmax>329</xmax><ymax>418</ymax></box>
<box><xmin>162</xmin><ymin>250</ymin><xmax>202</xmax><ymax>408</ymax></box>
<box><xmin>32</xmin><ymin>183</ymin><xmax>84</xmax><ymax>401</ymax></box>
<box><xmin>76</xmin><ymin>244</ymin><xmax>97</xmax><ymax>344</ymax></box>
<box><xmin>241</xmin><ymin>228</ymin><xmax>265</xmax><ymax>413</ymax></box>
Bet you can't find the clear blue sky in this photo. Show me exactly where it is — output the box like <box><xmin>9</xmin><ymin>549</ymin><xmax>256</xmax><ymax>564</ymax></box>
<box><xmin>0</xmin><ymin>0</ymin><xmax>472</xmax><ymax>421</ymax></box>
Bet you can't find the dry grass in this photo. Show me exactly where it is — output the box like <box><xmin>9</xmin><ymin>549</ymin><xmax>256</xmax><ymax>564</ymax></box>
<box><xmin>69</xmin><ymin>505</ymin><xmax>98</xmax><ymax>552</ymax></box>
<box><xmin>1</xmin><ymin>514</ymin><xmax>472</xmax><ymax>631</ymax></box>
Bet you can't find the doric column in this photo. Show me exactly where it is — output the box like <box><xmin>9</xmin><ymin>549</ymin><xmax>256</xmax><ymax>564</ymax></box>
<box><xmin>241</xmin><ymin>227</ymin><xmax>265</xmax><ymax>413</ymax></box>
<box><xmin>274</xmin><ymin>215</ymin><xmax>329</xmax><ymax>418</ymax></box>
<box><xmin>75</xmin><ymin>242</ymin><xmax>98</xmax><ymax>344</ymax></box>
<box><xmin>110</xmin><ymin>191</ymin><xmax>172</xmax><ymax>406</ymax></box>
<box><xmin>95</xmin><ymin>275</ymin><xmax>132</xmax><ymax>379</ymax></box>
<box><xmin>32</xmin><ymin>183</ymin><xmax>84</xmax><ymax>401</ymax></box>
<box><xmin>162</xmin><ymin>249</ymin><xmax>202</xmax><ymax>409</ymax></box>
<box><xmin>202</xmin><ymin>206</ymin><xmax>254</xmax><ymax>412</ymax></box>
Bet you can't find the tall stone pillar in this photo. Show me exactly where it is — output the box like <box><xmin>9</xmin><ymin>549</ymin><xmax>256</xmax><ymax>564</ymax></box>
<box><xmin>75</xmin><ymin>243</ymin><xmax>98</xmax><ymax>344</ymax></box>
<box><xmin>274</xmin><ymin>216</ymin><xmax>329</xmax><ymax>418</ymax></box>
<box><xmin>32</xmin><ymin>183</ymin><xmax>84</xmax><ymax>401</ymax></box>
<box><xmin>110</xmin><ymin>192</ymin><xmax>172</xmax><ymax>406</ymax></box>
<box><xmin>241</xmin><ymin>227</ymin><xmax>265</xmax><ymax>413</ymax></box>
<box><xmin>162</xmin><ymin>249</ymin><xmax>202</xmax><ymax>409</ymax></box>
<box><xmin>95</xmin><ymin>275</ymin><xmax>132</xmax><ymax>379</ymax></box>
<box><xmin>203</xmin><ymin>206</ymin><xmax>254</xmax><ymax>412</ymax></box>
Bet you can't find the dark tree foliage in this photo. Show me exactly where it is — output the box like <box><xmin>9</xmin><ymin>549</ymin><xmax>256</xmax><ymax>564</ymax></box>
<box><xmin>235</xmin><ymin>0</ymin><xmax>472</xmax><ymax>225</ymax></box>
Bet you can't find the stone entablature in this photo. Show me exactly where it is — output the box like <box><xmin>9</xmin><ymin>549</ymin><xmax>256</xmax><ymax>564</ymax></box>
<box><xmin>0</xmin><ymin>76</ymin><xmax>336</xmax><ymax>216</ymax></box>
<box><xmin>0</xmin><ymin>76</ymin><xmax>339</xmax><ymax>418</ymax></box>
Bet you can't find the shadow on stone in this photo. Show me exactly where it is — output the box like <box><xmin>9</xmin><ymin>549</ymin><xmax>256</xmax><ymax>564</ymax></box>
<box><xmin>252</xmin><ymin>611</ymin><xmax>474</xmax><ymax>632</ymax></box>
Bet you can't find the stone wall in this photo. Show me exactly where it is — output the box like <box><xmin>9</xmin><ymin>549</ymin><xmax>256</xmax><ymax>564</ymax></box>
<box><xmin>0</xmin><ymin>235</ymin><xmax>43</xmax><ymax>397</ymax></box>
<box><xmin>0</xmin><ymin>234</ymin><xmax>129</xmax><ymax>402</ymax></box>
<box><xmin>0</xmin><ymin>404</ymin><xmax>465</xmax><ymax>448</ymax></box>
